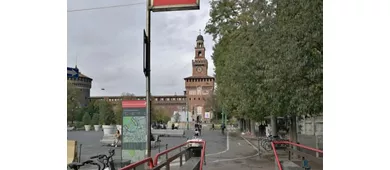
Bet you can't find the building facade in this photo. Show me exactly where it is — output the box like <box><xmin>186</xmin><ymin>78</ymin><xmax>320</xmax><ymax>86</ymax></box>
<box><xmin>89</xmin><ymin>34</ymin><xmax>215</xmax><ymax>121</ymax></box>
<box><xmin>67</xmin><ymin>66</ymin><xmax>93</xmax><ymax>107</ymax></box>
<box><xmin>89</xmin><ymin>95</ymin><xmax>186</xmax><ymax>118</ymax></box>
<box><xmin>184</xmin><ymin>34</ymin><xmax>215</xmax><ymax>122</ymax></box>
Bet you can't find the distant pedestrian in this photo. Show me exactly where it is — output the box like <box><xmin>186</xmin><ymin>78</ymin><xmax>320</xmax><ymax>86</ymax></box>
<box><xmin>302</xmin><ymin>157</ymin><xmax>311</xmax><ymax>170</ymax></box>
<box><xmin>112</xmin><ymin>130</ymin><xmax>121</xmax><ymax>147</ymax></box>
<box><xmin>211</xmin><ymin>124</ymin><xmax>215</xmax><ymax>130</ymax></box>
<box><xmin>199</xmin><ymin>123</ymin><xmax>202</xmax><ymax>136</ymax></box>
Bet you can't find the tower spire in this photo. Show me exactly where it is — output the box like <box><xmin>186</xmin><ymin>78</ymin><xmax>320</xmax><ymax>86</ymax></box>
<box><xmin>199</xmin><ymin>29</ymin><xmax>201</xmax><ymax>35</ymax></box>
<box><xmin>75</xmin><ymin>56</ymin><xmax>78</xmax><ymax>69</ymax></box>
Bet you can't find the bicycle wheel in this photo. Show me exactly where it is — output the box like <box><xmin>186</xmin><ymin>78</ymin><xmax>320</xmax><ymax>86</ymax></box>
<box><xmin>264</xmin><ymin>142</ymin><xmax>272</xmax><ymax>151</ymax></box>
<box><xmin>261</xmin><ymin>139</ymin><xmax>267</xmax><ymax>148</ymax></box>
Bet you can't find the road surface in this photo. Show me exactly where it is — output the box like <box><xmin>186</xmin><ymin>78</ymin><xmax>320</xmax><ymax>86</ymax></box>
<box><xmin>67</xmin><ymin>128</ymin><xmax>275</xmax><ymax>170</ymax></box>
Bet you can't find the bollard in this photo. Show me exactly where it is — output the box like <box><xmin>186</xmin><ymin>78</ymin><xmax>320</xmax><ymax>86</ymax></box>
<box><xmin>179</xmin><ymin>146</ymin><xmax>182</xmax><ymax>166</ymax></box>
<box><xmin>78</xmin><ymin>144</ymin><xmax>82</xmax><ymax>163</ymax></box>
<box><xmin>165</xmin><ymin>144</ymin><xmax>169</xmax><ymax>170</ymax></box>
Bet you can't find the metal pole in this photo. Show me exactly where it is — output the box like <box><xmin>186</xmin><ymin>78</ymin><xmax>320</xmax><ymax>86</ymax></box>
<box><xmin>186</xmin><ymin>99</ymin><xmax>189</xmax><ymax>130</ymax></box>
<box><xmin>145</xmin><ymin>0</ymin><xmax>152</xmax><ymax>158</ymax></box>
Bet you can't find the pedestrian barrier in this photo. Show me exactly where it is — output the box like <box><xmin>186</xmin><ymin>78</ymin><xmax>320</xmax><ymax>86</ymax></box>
<box><xmin>271</xmin><ymin>141</ymin><xmax>323</xmax><ymax>170</ymax></box>
<box><xmin>119</xmin><ymin>140</ymin><xmax>206</xmax><ymax>170</ymax></box>
<box><xmin>119</xmin><ymin>157</ymin><xmax>154</xmax><ymax>170</ymax></box>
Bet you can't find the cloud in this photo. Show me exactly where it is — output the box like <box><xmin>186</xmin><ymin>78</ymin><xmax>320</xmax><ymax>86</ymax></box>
<box><xmin>68</xmin><ymin>0</ymin><xmax>215</xmax><ymax>96</ymax></box>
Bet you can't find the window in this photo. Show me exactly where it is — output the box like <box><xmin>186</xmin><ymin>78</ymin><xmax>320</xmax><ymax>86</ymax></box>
<box><xmin>198</xmin><ymin>51</ymin><xmax>202</xmax><ymax>57</ymax></box>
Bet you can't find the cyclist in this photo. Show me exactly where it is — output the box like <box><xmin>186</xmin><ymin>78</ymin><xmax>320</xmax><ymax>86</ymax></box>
<box><xmin>194</xmin><ymin>128</ymin><xmax>200</xmax><ymax>137</ymax></box>
<box><xmin>221</xmin><ymin>123</ymin><xmax>226</xmax><ymax>134</ymax></box>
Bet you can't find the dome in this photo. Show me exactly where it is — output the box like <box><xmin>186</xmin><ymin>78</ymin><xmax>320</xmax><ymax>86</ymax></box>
<box><xmin>196</xmin><ymin>34</ymin><xmax>204</xmax><ymax>41</ymax></box>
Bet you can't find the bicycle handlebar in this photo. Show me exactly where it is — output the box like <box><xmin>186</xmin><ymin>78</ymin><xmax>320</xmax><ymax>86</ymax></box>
<box><xmin>68</xmin><ymin>160</ymin><xmax>95</xmax><ymax>169</ymax></box>
<box><xmin>90</xmin><ymin>154</ymin><xmax>107</xmax><ymax>159</ymax></box>
<box><xmin>90</xmin><ymin>155</ymin><xmax>100</xmax><ymax>159</ymax></box>
<box><xmin>90</xmin><ymin>149</ymin><xmax>115</xmax><ymax>161</ymax></box>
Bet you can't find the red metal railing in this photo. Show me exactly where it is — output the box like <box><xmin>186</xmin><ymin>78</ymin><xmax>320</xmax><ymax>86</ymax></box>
<box><xmin>119</xmin><ymin>157</ymin><xmax>154</xmax><ymax>170</ymax></box>
<box><xmin>153</xmin><ymin>140</ymin><xmax>206</xmax><ymax>170</ymax></box>
<box><xmin>271</xmin><ymin>141</ymin><xmax>323</xmax><ymax>170</ymax></box>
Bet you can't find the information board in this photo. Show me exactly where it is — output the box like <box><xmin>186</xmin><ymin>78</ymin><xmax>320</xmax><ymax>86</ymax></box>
<box><xmin>121</xmin><ymin>100</ymin><xmax>147</xmax><ymax>163</ymax></box>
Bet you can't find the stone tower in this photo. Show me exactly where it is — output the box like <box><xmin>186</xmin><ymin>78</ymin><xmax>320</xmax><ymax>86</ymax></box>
<box><xmin>184</xmin><ymin>33</ymin><xmax>215</xmax><ymax>122</ymax></box>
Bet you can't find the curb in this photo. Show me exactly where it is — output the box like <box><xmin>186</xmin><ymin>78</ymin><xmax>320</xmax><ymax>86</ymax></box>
<box><xmin>240</xmin><ymin>135</ymin><xmax>270</xmax><ymax>154</ymax></box>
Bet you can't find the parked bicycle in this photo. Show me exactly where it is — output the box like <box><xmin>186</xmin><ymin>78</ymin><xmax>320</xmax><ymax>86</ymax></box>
<box><xmin>68</xmin><ymin>160</ymin><xmax>101</xmax><ymax>170</ymax></box>
<box><xmin>90</xmin><ymin>149</ymin><xmax>116</xmax><ymax>170</ymax></box>
<box><xmin>260</xmin><ymin>135</ymin><xmax>289</xmax><ymax>151</ymax></box>
<box><xmin>260</xmin><ymin>137</ymin><xmax>272</xmax><ymax>151</ymax></box>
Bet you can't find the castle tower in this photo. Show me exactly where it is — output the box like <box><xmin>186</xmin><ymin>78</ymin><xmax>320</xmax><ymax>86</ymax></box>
<box><xmin>184</xmin><ymin>33</ymin><xmax>215</xmax><ymax>122</ymax></box>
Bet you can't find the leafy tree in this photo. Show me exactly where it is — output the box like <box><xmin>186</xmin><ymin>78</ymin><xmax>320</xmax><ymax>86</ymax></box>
<box><xmin>205</xmin><ymin>92</ymin><xmax>223</xmax><ymax>121</ymax></box>
<box><xmin>67</xmin><ymin>81</ymin><xmax>81</xmax><ymax>125</ymax></box>
<box><xmin>173</xmin><ymin>112</ymin><xmax>181</xmax><ymax>123</ymax></box>
<box><xmin>151</xmin><ymin>106</ymin><xmax>171</xmax><ymax>123</ymax></box>
<box><xmin>205</xmin><ymin>0</ymin><xmax>323</xmax><ymax>143</ymax></box>
<box><xmin>91</xmin><ymin>113</ymin><xmax>99</xmax><ymax>125</ymax></box>
<box><xmin>85</xmin><ymin>100</ymin><xmax>99</xmax><ymax>117</ymax></box>
<box><xmin>82</xmin><ymin>112</ymin><xmax>91</xmax><ymax>125</ymax></box>
<box><xmin>98</xmin><ymin>100</ymin><xmax>115</xmax><ymax>125</ymax></box>
<box><xmin>75</xmin><ymin>107</ymin><xmax>85</xmax><ymax>122</ymax></box>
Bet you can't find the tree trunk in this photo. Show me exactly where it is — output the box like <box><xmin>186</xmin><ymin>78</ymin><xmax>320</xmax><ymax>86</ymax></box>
<box><xmin>250</xmin><ymin>119</ymin><xmax>256</xmax><ymax>136</ymax></box>
<box><xmin>289</xmin><ymin>115</ymin><xmax>299</xmax><ymax>158</ymax></box>
<box><xmin>271</xmin><ymin>115</ymin><xmax>277</xmax><ymax>137</ymax></box>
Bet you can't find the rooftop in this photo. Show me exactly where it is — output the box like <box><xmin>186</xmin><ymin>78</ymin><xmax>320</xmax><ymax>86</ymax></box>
<box><xmin>184</xmin><ymin>75</ymin><xmax>214</xmax><ymax>79</ymax></box>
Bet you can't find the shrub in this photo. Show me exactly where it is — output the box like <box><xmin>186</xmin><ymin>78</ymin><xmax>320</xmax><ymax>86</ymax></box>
<box><xmin>91</xmin><ymin>113</ymin><xmax>99</xmax><ymax>125</ymax></box>
<box><xmin>82</xmin><ymin>112</ymin><xmax>91</xmax><ymax>125</ymax></box>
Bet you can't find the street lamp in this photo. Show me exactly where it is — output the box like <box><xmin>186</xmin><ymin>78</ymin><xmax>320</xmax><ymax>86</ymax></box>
<box><xmin>185</xmin><ymin>101</ymin><xmax>189</xmax><ymax>130</ymax></box>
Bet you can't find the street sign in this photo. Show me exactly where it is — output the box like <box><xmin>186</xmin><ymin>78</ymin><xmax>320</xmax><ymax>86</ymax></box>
<box><xmin>143</xmin><ymin>29</ymin><xmax>150</xmax><ymax>77</ymax></box>
<box><xmin>151</xmin><ymin>0</ymin><xmax>200</xmax><ymax>12</ymax></box>
<box><xmin>67</xmin><ymin>67</ymin><xmax>79</xmax><ymax>78</ymax></box>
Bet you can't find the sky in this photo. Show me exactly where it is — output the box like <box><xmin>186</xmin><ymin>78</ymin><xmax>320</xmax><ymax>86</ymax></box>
<box><xmin>67</xmin><ymin>0</ymin><xmax>215</xmax><ymax>97</ymax></box>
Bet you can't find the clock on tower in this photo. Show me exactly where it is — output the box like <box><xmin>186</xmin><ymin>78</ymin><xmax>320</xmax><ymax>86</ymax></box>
<box><xmin>196</xmin><ymin>67</ymin><xmax>203</xmax><ymax>73</ymax></box>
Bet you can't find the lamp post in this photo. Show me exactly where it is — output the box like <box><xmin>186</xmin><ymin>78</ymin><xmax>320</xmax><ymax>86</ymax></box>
<box><xmin>145</xmin><ymin>0</ymin><xmax>152</xmax><ymax>158</ymax></box>
<box><xmin>186</xmin><ymin>100</ymin><xmax>189</xmax><ymax>130</ymax></box>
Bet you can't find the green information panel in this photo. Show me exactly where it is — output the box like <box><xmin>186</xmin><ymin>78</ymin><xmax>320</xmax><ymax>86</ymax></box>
<box><xmin>121</xmin><ymin>101</ymin><xmax>147</xmax><ymax>164</ymax></box>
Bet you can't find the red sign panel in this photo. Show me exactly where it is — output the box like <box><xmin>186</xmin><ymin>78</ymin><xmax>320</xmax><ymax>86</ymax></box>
<box><xmin>151</xmin><ymin>0</ymin><xmax>200</xmax><ymax>12</ymax></box>
<box><xmin>122</xmin><ymin>100</ymin><xmax>147</xmax><ymax>108</ymax></box>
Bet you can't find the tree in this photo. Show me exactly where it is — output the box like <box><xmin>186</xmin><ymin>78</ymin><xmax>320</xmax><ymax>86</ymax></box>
<box><xmin>91</xmin><ymin>113</ymin><xmax>99</xmax><ymax>125</ymax></box>
<box><xmin>205</xmin><ymin>92</ymin><xmax>222</xmax><ymax>121</ymax></box>
<box><xmin>151</xmin><ymin>106</ymin><xmax>171</xmax><ymax>123</ymax></box>
<box><xmin>173</xmin><ymin>112</ymin><xmax>181</xmax><ymax>123</ymax></box>
<box><xmin>98</xmin><ymin>100</ymin><xmax>115</xmax><ymax>125</ymax></box>
<box><xmin>205</xmin><ymin>0</ymin><xmax>323</xmax><ymax>141</ymax></box>
<box><xmin>86</xmin><ymin>100</ymin><xmax>99</xmax><ymax>117</ymax></box>
<box><xmin>82</xmin><ymin>112</ymin><xmax>91</xmax><ymax>125</ymax></box>
<box><xmin>75</xmin><ymin>107</ymin><xmax>85</xmax><ymax>122</ymax></box>
<box><xmin>67</xmin><ymin>81</ymin><xmax>81</xmax><ymax>125</ymax></box>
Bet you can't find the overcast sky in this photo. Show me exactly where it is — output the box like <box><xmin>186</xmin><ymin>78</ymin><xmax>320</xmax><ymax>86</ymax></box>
<box><xmin>67</xmin><ymin>0</ymin><xmax>215</xmax><ymax>97</ymax></box>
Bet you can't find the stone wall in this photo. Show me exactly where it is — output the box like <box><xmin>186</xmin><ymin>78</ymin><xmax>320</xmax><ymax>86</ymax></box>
<box><xmin>298</xmin><ymin>116</ymin><xmax>323</xmax><ymax>135</ymax></box>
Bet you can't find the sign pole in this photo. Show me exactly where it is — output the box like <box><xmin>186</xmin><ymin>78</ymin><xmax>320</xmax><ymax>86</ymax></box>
<box><xmin>145</xmin><ymin>0</ymin><xmax>152</xmax><ymax>158</ymax></box>
<box><xmin>186</xmin><ymin>99</ymin><xmax>189</xmax><ymax>130</ymax></box>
